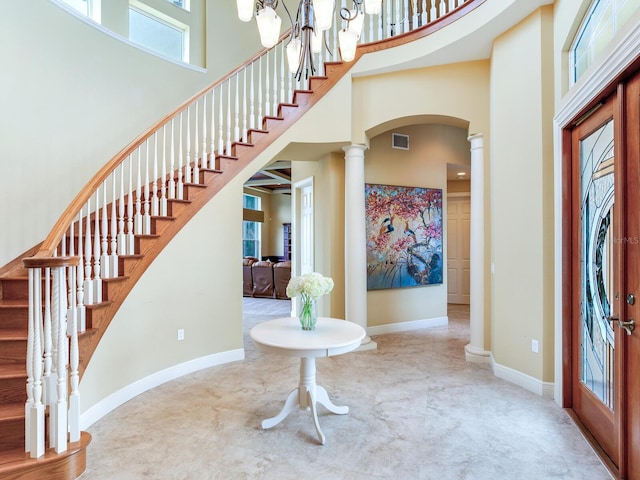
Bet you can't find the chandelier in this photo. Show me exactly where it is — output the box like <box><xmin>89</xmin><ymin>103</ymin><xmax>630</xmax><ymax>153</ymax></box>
<box><xmin>237</xmin><ymin>0</ymin><xmax>382</xmax><ymax>80</ymax></box>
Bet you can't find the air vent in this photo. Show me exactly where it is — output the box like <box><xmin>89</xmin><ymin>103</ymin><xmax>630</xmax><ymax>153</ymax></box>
<box><xmin>392</xmin><ymin>133</ymin><xmax>409</xmax><ymax>150</ymax></box>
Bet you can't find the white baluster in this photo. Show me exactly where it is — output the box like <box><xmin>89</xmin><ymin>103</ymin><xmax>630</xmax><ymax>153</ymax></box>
<box><xmin>118</xmin><ymin>164</ymin><xmax>127</xmax><ymax>255</ymax></box>
<box><xmin>438</xmin><ymin>0</ymin><xmax>445</xmax><ymax>18</ymax></box>
<box><xmin>53</xmin><ymin>266</ymin><xmax>68</xmax><ymax>453</ymax></box>
<box><xmin>76</xmin><ymin>209</ymin><xmax>86</xmax><ymax>333</ymax></box>
<box><xmin>83</xmin><ymin>198</ymin><xmax>94</xmax><ymax>304</ymax></box>
<box><xmin>234</xmin><ymin>74</ymin><xmax>240</xmax><ymax>143</ymax></box>
<box><xmin>100</xmin><ymin>183</ymin><xmax>110</xmax><ymax>279</ymax></box>
<box><xmin>201</xmin><ymin>95</ymin><xmax>208</xmax><ymax>170</ymax></box>
<box><xmin>210</xmin><ymin>89</ymin><xmax>217</xmax><ymax>160</ymax></box>
<box><xmin>67</xmin><ymin>263</ymin><xmax>80</xmax><ymax>443</ymax></box>
<box><xmin>161</xmin><ymin>125</ymin><xmax>168</xmax><ymax>215</ymax></box>
<box><xmin>43</xmin><ymin>267</ymin><xmax>54</xmax><ymax>408</ymax></box>
<box><xmin>387</xmin><ymin>0</ymin><xmax>393</xmax><ymax>37</ymax></box>
<box><xmin>152</xmin><ymin>132</ymin><xmax>159</xmax><ymax>215</ymax></box>
<box><xmin>143</xmin><ymin>141</ymin><xmax>151</xmax><ymax>234</ymax></box>
<box><xmin>93</xmin><ymin>190</ymin><xmax>102</xmax><ymax>303</ymax></box>
<box><xmin>126</xmin><ymin>155</ymin><xmax>135</xmax><ymax>253</ymax></box>
<box><xmin>226</xmin><ymin>79</ymin><xmax>232</xmax><ymax>154</ymax></box>
<box><xmin>449</xmin><ymin>0</ymin><xmax>455</xmax><ymax>13</ymax></box>
<box><xmin>135</xmin><ymin>150</ymin><xmax>143</xmax><ymax>232</ymax></box>
<box><xmin>177</xmin><ymin>113</ymin><xmax>184</xmax><ymax>200</ymax></box>
<box><xmin>193</xmin><ymin>101</ymin><xmax>200</xmax><ymax>183</ymax></box>
<box><xmin>28</xmin><ymin>268</ymin><xmax>45</xmax><ymax>458</ymax></box>
<box><xmin>258</xmin><ymin>57</ymin><xmax>264</xmax><ymax>129</ymax></box>
<box><xmin>272</xmin><ymin>49</ymin><xmax>278</xmax><ymax>116</ymax></box>
<box><xmin>185</xmin><ymin>105</ymin><xmax>192</xmax><ymax>184</ymax></box>
<box><xmin>250</xmin><ymin>62</ymin><xmax>256</xmax><ymax>131</ymax></box>
<box><xmin>280</xmin><ymin>43</ymin><xmax>286</xmax><ymax>104</ymax></box>
<box><xmin>169</xmin><ymin>120</ymin><xmax>176</xmax><ymax>200</ymax></box>
<box><xmin>243</xmin><ymin>68</ymin><xmax>248</xmax><ymax>143</ymax></box>
<box><xmin>412</xmin><ymin>0</ymin><xmax>418</xmax><ymax>29</ymax></box>
<box><xmin>421</xmin><ymin>0</ymin><xmax>428</xmax><ymax>25</ymax></box>
<box><xmin>110</xmin><ymin>175</ymin><xmax>119</xmax><ymax>276</ymax></box>
<box><xmin>218</xmin><ymin>88</ymin><xmax>224</xmax><ymax>154</ymax></box>
<box><xmin>287</xmin><ymin>56</ymin><xmax>293</xmax><ymax>104</ymax></box>
<box><xmin>264</xmin><ymin>54</ymin><xmax>270</xmax><ymax>123</ymax></box>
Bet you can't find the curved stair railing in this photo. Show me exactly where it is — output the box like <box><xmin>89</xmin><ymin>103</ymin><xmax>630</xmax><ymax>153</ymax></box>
<box><xmin>16</xmin><ymin>0</ymin><xmax>476</xmax><ymax>463</ymax></box>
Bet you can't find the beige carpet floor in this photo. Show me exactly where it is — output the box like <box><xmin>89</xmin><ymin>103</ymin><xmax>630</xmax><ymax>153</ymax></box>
<box><xmin>81</xmin><ymin>299</ymin><xmax>611</xmax><ymax>479</ymax></box>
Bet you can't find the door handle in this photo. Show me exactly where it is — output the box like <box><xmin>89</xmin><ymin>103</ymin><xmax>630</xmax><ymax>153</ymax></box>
<box><xmin>619</xmin><ymin>319</ymin><xmax>635</xmax><ymax>336</ymax></box>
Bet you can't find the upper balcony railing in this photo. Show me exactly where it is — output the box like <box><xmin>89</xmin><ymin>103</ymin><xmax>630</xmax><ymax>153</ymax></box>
<box><xmin>22</xmin><ymin>0</ymin><xmax>479</xmax><ymax>460</ymax></box>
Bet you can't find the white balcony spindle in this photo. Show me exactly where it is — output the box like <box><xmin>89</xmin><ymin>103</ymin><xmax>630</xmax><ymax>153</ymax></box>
<box><xmin>242</xmin><ymin>70</ymin><xmax>248</xmax><ymax>143</ymax></box>
<box><xmin>100</xmin><ymin>183</ymin><xmax>110</xmax><ymax>279</ymax></box>
<box><xmin>177</xmin><ymin>115</ymin><xmax>184</xmax><ymax>200</ymax></box>
<box><xmin>422</xmin><ymin>0</ymin><xmax>428</xmax><ymax>25</ymax></box>
<box><xmin>53</xmin><ymin>266</ymin><xmax>68</xmax><ymax>453</ymax></box>
<box><xmin>234</xmin><ymin>74</ymin><xmax>240</xmax><ymax>143</ymax></box>
<box><xmin>118</xmin><ymin>165</ymin><xmax>126</xmax><ymax>255</ymax></box>
<box><xmin>185</xmin><ymin>105</ymin><xmax>192</xmax><ymax>184</ymax></box>
<box><xmin>28</xmin><ymin>267</ymin><xmax>45</xmax><ymax>458</ymax></box>
<box><xmin>201</xmin><ymin>95</ymin><xmax>208</xmax><ymax>170</ymax></box>
<box><xmin>258</xmin><ymin>58</ymin><xmax>264</xmax><ymax>129</ymax></box>
<box><xmin>438</xmin><ymin>0</ymin><xmax>444</xmax><ymax>18</ymax></box>
<box><xmin>250</xmin><ymin>62</ymin><xmax>256</xmax><ymax>131</ymax></box>
<box><xmin>76</xmin><ymin>210</ymin><xmax>86</xmax><ymax>332</ymax></box>
<box><xmin>272</xmin><ymin>49</ymin><xmax>278</xmax><ymax>116</ymax></box>
<box><xmin>226</xmin><ymin>79</ymin><xmax>232</xmax><ymax>154</ymax></box>
<box><xmin>92</xmin><ymin>190</ymin><xmax>102</xmax><ymax>303</ymax></box>
<box><xmin>169</xmin><ymin>121</ymin><xmax>176</xmax><ymax>200</ymax></box>
<box><xmin>152</xmin><ymin>132</ymin><xmax>160</xmax><ymax>215</ymax></box>
<box><xmin>265</xmin><ymin>54</ymin><xmax>270</xmax><ymax>123</ymax></box>
<box><xmin>161</xmin><ymin>125</ymin><xmax>168</xmax><ymax>215</ymax></box>
<box><xmin>126</xmin><ymin>155</ymin><xmax>135</xmax><ymax>253</ymax></box>
<box><xmin>143</xmin><ymin>141</ymin><xmax>151</xmax><ymax>234</ymax></box>
<box><xmin>83</xmin><ymin>198</ymin><xmax>94</xmax><ymax>304</ymax></box>
<box><xmin>194</xmin><ymin>102</ymin><xmax>200</xmax><ymax>183</ymax></box>
<box><xmin>43</xmin><ymin>267</ymin><xmax>54</xmax><ymax>408</ymax></box>
<box><xmin>210</xmin><ymin>89</ymin><xmax>217</xmax><ymax>160</ymax></box>
<box><xmin>218</xmin><ymin>88</ymin><xmax>224</xmax><ymax>155</ymax></box>
<box><xmin>135</xmin><ymin>151</ymin><xmax>143</xmax><ymax>232</ymax></box>
<box><xmin>68</xmin><ymin>262</ymin><xmax>80</xmax><ymax>443</ymax></box>
<box><xmin>110</xmin><ymin>175</ymin><xmax>119</xmax><ymax>276</ymax></box>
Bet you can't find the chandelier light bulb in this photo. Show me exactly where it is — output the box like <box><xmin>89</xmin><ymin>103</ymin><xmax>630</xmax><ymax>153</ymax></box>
<box><xmin>338</xmin><ymin>28</ymin><xmax>358</xmax><ymax>62</ymax></box>
<box><xmin>286</xmin><ymin>38</ymin><xmax>302</xmax><ymax>73</ymax></box>
<box><xmin>311</xmin><ymin>28</ymin><xmax>323</xmax><ymax>54</ymax></box>
<box><xmin>236</xmin><ymin>0</ymin><xmax>253</xmax><ymax>22</ymax></box>
<box><xmin>364</xmin><ymin>0</ymin><xmax>382</xmax><ymax>15</ymax></box>
<box><xmin>314</xmin><ymin>0</ymin><xmax>334</xmax><ymax>31</ymax></box>
<box><xmin>256</xmin><ymin>6</ymin><xmax>282</xmax><ymax>48</ymax></box>
<box><xmin>348</xmin><ymin>9</ymin><xmax>365</xmax><ymax>38</ymax></box>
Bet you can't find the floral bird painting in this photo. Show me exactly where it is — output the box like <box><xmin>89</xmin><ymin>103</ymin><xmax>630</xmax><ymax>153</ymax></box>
<box><xmin>365</xmin><ymin>183</ymin><xmax>443</xmax><ymax>290</ymax></box>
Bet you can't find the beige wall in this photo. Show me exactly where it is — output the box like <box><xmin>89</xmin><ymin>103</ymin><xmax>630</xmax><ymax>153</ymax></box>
<box><xmin>489</xmin><ymin>7</ymin><xmax>555</xmax><ymax>382</ymax></box>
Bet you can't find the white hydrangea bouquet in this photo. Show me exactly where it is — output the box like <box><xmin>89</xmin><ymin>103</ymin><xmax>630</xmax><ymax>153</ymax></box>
<box><xmin>286</xmin><ymin>272</ymin><xmax>334</xmax><ymax>330</ymax></box>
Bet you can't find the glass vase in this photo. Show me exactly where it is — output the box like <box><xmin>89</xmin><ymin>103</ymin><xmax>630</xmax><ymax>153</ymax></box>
<box><xmin>298</xmin><ymin>298</ymin><xmax>317</xmax><ymax>331</ymax></box>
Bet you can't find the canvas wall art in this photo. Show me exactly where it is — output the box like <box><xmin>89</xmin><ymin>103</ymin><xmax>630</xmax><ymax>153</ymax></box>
<box><xmin>365</xmin><ymin>183</ymin><xmax>443</xmax><ymax>290</ymax></box>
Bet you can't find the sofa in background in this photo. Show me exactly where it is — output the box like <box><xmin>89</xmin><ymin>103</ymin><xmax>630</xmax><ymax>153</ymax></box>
<box><xmin>243</xmin><ymin>258</ymin><xmax>291</xmax><ymax>299</ymax></box>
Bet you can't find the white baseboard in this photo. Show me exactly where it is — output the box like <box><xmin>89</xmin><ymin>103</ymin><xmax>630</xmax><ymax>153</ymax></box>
<box><xmin>367</xmin><ymin>316</ymin><xmax>448</xmax><ymax>336</ymax></box>
<box><xmin>490</xmin><ymin>354</ymin><xmax>555</xmax><ymax>399</ymax></box>
<box><xmin>80</xmin><ymin>349</ymin><xmax>245</xmax><ymax>430</ymax></box>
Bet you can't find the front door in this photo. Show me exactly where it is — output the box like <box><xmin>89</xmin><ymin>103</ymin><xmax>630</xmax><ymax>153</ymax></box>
<box><xmin>569</xmin><ymin>72</ymin><xmax>640</xmax><ymax>479</ymax></box>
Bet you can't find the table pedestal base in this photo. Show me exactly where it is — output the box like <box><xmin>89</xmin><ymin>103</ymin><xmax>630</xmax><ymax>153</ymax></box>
<box><xmin>261</xmin><ymin>357</ymin><xmax>348</xmax><ymax>445</ymax></box>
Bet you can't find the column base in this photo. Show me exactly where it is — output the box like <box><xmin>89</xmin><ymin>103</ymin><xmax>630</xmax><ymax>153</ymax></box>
<box><xmin>464</xmin><ymin>343</ymin><xmax>490</xmax><ymax>363</ymax></box>
<box><xmin>355</xmin><ymin>336</ymin><xmax>377</xmax><ymax>352</ymax></box>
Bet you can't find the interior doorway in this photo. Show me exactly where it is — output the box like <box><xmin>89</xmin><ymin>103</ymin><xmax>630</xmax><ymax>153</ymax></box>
<box><xmin>446</xmin><ymin>195</ymin><xmax>471</xmax><ymax>305</ymax></box>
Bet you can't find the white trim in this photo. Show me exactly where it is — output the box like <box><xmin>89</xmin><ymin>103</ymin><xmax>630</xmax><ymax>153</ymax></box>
<box><xmin>367</xmin><ymin>316</ymin><xmax>448</xmax><ymax>336</ymax></box>
<box><xmin>80</xmin><ymin>349</ymin><xmax>245</xmax><ymax>429</ymax></box>
<box><xmin>553</xmin><ymin>18</ymin><xmax>640</xmax><ymax>407</ymax></box>
<box><xmin>490</xmin><ymin>354</ymin><xmax>555</xmax><ymax>399</ymax></box>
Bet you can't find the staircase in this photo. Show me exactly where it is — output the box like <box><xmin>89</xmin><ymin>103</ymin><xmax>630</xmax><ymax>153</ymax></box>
<box><xmin>0</xmin><ymin>1</ymin><xmax>481</xmax><ymax>477</ymax></box>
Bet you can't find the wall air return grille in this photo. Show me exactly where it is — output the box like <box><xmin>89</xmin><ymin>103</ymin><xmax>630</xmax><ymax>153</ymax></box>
<box><xmin>392</xmin><ymin>133</ymin><xmax>409</xmax><ymax>150</ymax></box>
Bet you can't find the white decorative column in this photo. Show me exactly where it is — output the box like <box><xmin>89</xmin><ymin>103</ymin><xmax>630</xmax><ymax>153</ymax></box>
<box><xmin>343</xmin><ymin>144</ymin><xmax>376</xmax><ymax>350</ymax></box>
<box><xmin>465</xmin><ymin>134</ymin><xmax>490</xmax><ymax>362</ymax></box>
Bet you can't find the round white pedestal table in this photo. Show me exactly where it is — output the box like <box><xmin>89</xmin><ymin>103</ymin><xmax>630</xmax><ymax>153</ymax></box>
<box><xmin>250</xmin><ymin>316</ymin><xmax>365</xmax><ymax>445</ymax></box>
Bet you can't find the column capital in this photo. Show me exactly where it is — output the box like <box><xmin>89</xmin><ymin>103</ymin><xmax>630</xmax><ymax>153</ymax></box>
<box><xmin>467</xmin><ymin>133</ymin><xmax>484</xmax><ymax>150</ymax></box>
<box><xmin>342</xmin><ymin>144</ymin><xmax>368</xmax><ymax>157</ymax></box>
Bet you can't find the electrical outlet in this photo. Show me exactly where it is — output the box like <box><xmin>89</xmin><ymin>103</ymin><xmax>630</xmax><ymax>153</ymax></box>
<box><xmin>531</xmin><ymin>339</ymin><xmax>539</xmax><ymax>353</ymax></box>
<box><xmin>177</xmin><ymin>329</ymin><xmax>185</xmax><ymax>341</ymax></box>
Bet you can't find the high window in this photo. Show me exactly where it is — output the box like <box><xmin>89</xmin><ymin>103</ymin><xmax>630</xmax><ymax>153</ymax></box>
<box><xmin>129</xmin><ymin>3</ymin><xmax>188</xmax><ymax>63</ymax></box>
<box><xmin>243</xmin><ymin>194</ymin><xmax>262</xmax><ymax>259</ymax></box>
<box><xmin>571</xmin><ymin>0</ymin><xmax>639</xmax><ymax>84</ymax></box>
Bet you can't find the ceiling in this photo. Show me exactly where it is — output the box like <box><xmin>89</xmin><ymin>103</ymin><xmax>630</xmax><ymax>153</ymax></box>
<box><xmin>244</xmin><ymin>160</ymin><xmax>292</xmax><ymax>194</ymax></box>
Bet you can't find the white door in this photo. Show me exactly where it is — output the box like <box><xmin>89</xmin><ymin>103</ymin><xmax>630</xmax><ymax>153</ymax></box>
<box><xmin>447</xmin><ymin>196</ymin><xmax>470</xmax><ymax>304</ymax></box>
